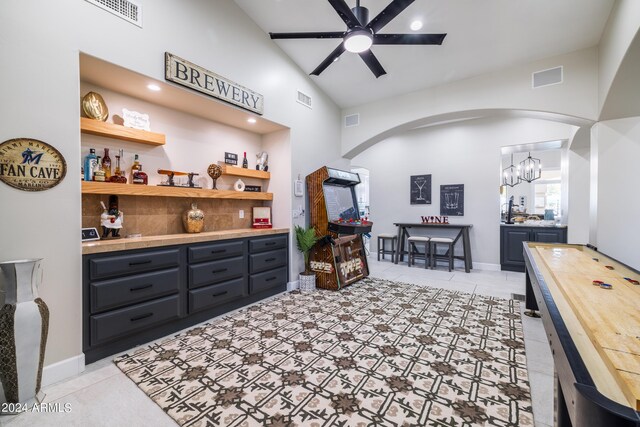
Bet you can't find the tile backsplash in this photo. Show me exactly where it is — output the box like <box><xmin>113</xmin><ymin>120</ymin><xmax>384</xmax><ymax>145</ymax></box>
<box><xmin>82</xmin><ymin>194</ymin><xmax>261</xmax><ymax>237</ymax></box>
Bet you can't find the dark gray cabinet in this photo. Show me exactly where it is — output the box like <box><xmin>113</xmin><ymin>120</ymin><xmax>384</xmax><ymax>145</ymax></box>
<box><xmin>500</xmin><ymin>225</ymin><xmax>567</xmax><ymax>272</ymax></box>
<box><xmin>83</xmin><ymin>232</ymin><xmax>288</xmax><ymax>363</ymax></box>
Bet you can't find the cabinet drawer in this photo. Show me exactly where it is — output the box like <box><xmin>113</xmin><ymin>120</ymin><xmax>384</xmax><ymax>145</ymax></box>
<box><xmin>189</xmin><ymin>256</ymin><xmax>244</xmax><ymax>289</ymax></box>
<box><xmin>89</xmin><ymin>249</ymin><xmax>180</xmax><ymax>280</ymax></box>
<box><xmin>188</xmin><ymin>278</ymin><xmax>246</xmax><ymax>313</ymax></box>
<box><xmin>90</xmin><ymin>268</ymin><xmax>180</xmax><ymax>314</ymax></box>
<box><xmin>90</xmin><ymin>295</ymin><xmax>180</xmax><ymax>346</ymax></box>
<box><xmin>250</xmin><ymin>249</ymin><xmax>287</xmax><ymax>274</ymax></box>
<box><xmin>188</xmin><ymin>240</ymin><xmax>244</xmax><ymax>264</ymax></box>
<box><xmin>249</xmin><ymin>235</ymin><xmax>287</xmax><ymax>253</ymax></box>
<box><xmin>250</xmin><ymin>267</ymin><xmax>287</xmax><ymax>294</ymax></box>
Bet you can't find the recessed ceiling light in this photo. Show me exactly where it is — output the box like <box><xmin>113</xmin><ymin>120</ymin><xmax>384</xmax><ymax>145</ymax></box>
<box><xmin>247</xmin><ymin>118</ymin><xmax>257</xmax><ymax>124</ymax></box>
<box><xmin>410</xmin><ymin>20</ymin><xmax>423</xmax><ymax>31</ymax></box>
<box><xmin>147</xmin><ymin>84</ymin><xmax>161</xmax><ymax>91</ymax></box>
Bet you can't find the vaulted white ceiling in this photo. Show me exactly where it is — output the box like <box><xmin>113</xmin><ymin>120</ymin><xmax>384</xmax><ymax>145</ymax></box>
<box><xmin>234</xmin><ymin>0</ymin><xmax>615</xmax><ymax>108</ymax></box>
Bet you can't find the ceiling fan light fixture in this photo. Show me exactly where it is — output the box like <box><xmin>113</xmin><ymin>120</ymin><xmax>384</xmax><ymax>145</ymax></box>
<box><xmin>344</xmin><ymin>29</ymin><xmax>372</xmax><ymax>53</ymax></box>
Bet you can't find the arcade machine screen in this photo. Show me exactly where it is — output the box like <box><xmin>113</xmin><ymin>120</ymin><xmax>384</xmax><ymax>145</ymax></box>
<box><xmin>323</xmin><ymin>185</ymin><xmax>359</xmax><ymax>222</ymax></box>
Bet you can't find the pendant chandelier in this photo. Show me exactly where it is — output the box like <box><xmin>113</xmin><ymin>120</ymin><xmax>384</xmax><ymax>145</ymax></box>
<box><xmin>502</xmin><ymin>154</ymin><xmax>518</xmax><ymax>187</ymax></box>
<box><xmin>518</xmin><ymin>152</ymin><xmax>542</xmax><ymax>183</ymax></box>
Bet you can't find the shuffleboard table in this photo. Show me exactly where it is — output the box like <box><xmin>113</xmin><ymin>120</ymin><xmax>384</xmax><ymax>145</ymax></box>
<box><xmin>524</xmin><ymin>242</ymin><xmax>640</xmax><ymax>426</ymax></box>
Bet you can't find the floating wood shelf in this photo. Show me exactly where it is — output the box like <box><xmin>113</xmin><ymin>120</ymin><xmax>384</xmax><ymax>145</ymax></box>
<box><xmin>80</xmin><ymin>117</ymin><xmax>166</xmax><ymax>146</ymax></box>
<box><xmin>82</xmin><ymin>181</ymin><xmax>272</xmax><ymax>200</ymax></box>
<box><xmin>220</xmin><ymin>164</ymin><xmax>270</xmax><ymax>180</ymax></box>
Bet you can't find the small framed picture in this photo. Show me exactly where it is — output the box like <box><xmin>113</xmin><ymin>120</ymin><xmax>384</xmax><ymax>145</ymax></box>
<box><xmin>224</xmin><ymin>152</ymin><xmax>238</xmax><ymax>165</ymax></box>
<box><xmin>81</xmin><ymin>227</ymin><xmax>100</xmax><ymax>242</ymax></box>
<box><xmin>410</xmin><ymin>174</ymin><xmax>432</xmax><ymax>205</ymax></box>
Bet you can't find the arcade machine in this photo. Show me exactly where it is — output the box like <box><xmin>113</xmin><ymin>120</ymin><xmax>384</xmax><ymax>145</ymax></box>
<box><xmin>306</xmin><ymin>166</ymin><xmax>372</xmax><ymax>290</ymax></box>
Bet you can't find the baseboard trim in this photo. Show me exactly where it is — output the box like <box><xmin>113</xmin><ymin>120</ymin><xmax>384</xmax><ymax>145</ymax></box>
<box><xmin>41</xmin><ymin>353</ymin><xmax>85</xmax><ymax>388</ymax></box>
<box><xmin>287</xmin><ymin>280</ymin><xmax>299</xmax><ymax>291</ymax></box>
<box><xmin>473</xmin><ymin>262</ymin><xmax>501</xmax><ymax>271</ymax></box>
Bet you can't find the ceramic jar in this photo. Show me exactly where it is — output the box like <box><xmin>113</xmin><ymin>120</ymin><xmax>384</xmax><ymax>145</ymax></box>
<box><xmin>183</xmin><ymin>203</ymin><xmax>204</xmax><ymax>233</ymax></box>
<box><xmin>0</xmin><ymin>259</ymin><xmax>49</xmax><ymax>404</ymax></box>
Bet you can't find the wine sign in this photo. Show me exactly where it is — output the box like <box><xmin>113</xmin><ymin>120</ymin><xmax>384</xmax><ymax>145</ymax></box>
<box><xmin>0</xmin><ymin>138</ymin><xmax>67</xmax><ymax>191</ymax></box>
<box><xmin>410</xmin><ymin>174</ymin><xmax>431</xmax><ymax>205</ymax></box>
<box><xmin>440</xmin><ymin>184</ymin><xmax>464</xmax><ymax>216</ymax></box>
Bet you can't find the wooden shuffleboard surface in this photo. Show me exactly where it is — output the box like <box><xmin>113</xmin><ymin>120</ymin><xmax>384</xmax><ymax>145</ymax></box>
<box><xmin>534</xmin><ymin>245</ymin><xmax>640</xmax><ymax>410</ymax></box>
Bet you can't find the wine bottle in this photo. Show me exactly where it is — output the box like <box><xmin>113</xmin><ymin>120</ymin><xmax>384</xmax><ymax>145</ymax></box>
<box><xmin>84</xmin><ymin>148</ymin><xmax>97</xmax><ymax>181</ymax></box>
<box><xmin>242</xmin><ymin>151</ymin><xmax>248</xmax><ymax>169</ymax></box>
<box><xmin>102</xmin><ymin>148</ymin><xmax>112</xmax><ymax>180</ymax></box>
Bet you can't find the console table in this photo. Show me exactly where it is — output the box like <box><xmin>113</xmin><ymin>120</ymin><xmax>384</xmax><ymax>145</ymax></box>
<box><xmin>393</xmin><ymin>223</ymin><xmax>473</xmax><ymax>272</ymax></box>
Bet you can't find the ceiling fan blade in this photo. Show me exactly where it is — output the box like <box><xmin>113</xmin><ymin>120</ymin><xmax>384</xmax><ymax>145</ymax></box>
<box><xmin>270</xmin><ymin>31</ymin><xmax>345</xmax><ymax>40</ymax></box>
<box><xmin>358</xmin><ymin>50</ymin><xmax>387</xmax><ymax>78</ymax></box>
<box><xmin>367</xmin><ymin>0</ymin><xmax>415</xmax><ymax>33</ymax></box>
<box><xmin>373</xmin><ymin>33</ymin><xmax>447</xmax><ymax>45</ymax></box>
<box><xmin>328</xmin><ymin>0</ymin><xmax>361</xmax><ymax>29</ymax></box>
<box><xmin>310</xmin><ymin>43</ymin><xmax>346</xmax><ymax>76</ymax></box>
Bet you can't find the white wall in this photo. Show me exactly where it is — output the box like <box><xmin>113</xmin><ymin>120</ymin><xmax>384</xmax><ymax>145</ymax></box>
<box><xmin>593</xmin><ymin>117</ymin><xmax>640</xmax><ymax>270</ymax></box>
<box><xmin>0</xmin><ymin>0</ymin><xmax>343</xmax><ymax>373</ymax></box>
<box><xmin>342</xmin><ymin>47</ymin><xmax>599</xmax><ymax>158</ymax></box>
<box><xmin>567</xmin><ymin>127</ymin><xmax>591</xmax><ymax>244</ymax></box>
<box><xmin>598</xmin><ymin>0</ymin><xmax>640</xmax><ymax>115</ymax></box>
<box><xmin>352</xmin><ymin>117</ymin><xmax>576</xmax><ymax>268</ymax></box>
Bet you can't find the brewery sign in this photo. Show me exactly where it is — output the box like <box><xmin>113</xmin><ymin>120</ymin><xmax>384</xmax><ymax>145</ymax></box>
<box><xmin>165</xmin><ymin>52</ymin><xmax>264</xmax><ymax>115</ymax></box>
<box><xmin>0</xmin><ymin>138</ymin><xmax>67</xmax><ymax>191</ymax></box>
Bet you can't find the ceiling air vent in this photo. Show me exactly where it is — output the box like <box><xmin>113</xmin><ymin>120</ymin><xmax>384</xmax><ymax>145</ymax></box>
<box><xmin>296</xmin><ymin>90</ymin><xmax>312</xmax><ymax>109</ymax></box>
<box><xmin>345</xmin><ymin>113</ymin><xmax>359</xmax><ymax>128</ymax></box>
<box><xmin>85</xmin><ymin>0</ymin><xmax>142</xmax><ymax>28</ymax></box>
<box><xmin>532</xmin><ymin>66</ymin><xmax>562</xmax><ymax>88</ymax></box>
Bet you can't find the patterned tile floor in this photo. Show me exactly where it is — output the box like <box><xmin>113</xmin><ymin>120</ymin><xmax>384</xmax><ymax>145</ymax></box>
<box><xmin>2</xmin><ymin>259</ymin><xmax>554</xmax><ymax>427</ymax></box>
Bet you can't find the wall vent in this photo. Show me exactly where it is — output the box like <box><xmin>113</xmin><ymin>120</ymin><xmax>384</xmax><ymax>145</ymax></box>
<box><xmin>296</xmin><ymin>90</ymin><xmax>312</xmax><ymax>109</ymax></box>
<box><xmin>85</xmin><ymin>0</ymin><xmax>142</xmax><ymax>28</ymax></box>
<box><xmin>345</xmin><ymin>113</ymin><xmax>359</xmax><ymax>127</ymax></box>
<box><xmin>532</xmin><ymin>66</ymin><xmax>563</xmax><ymax>88</ymax></box>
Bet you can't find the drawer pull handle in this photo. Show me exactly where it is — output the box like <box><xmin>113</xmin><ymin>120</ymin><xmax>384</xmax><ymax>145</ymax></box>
<box><xmin>265</xmin><ymin>242</ymin><xmax>277</xmax><ymax>246</ymax></box>
<box><xmin>130</xmin><ymin>313</ymin><xmax>153</xmax><ymax>322</ymax></box>
<box><xmin>265</xmin><ymin>277</ymin><xmax>277</xmax><ymax>282</ymax></box>
<box><xmin>212</xmin><ymin>268</ymin><xmax>228</xmax><ymax>274</ymax></box>
<box><xmin>212</xmin><ymin>291</ymin><xmax>228</xmax><ymax>297</ymax></box>
<box><xmin>130</xmin><ymin>284</ymin><xmax>153</xmax><ymax>292</ymax></box>
<box><xmin>211</xmin><ymin>249</ymin><xmax>226</xmax><ymax>254</ymax></box>
<box><xmin>265</xmin><ymin>258</ymin><xmax>276</xmax><ymax>262</ymax></box>
<box><xmin>129</xmin><ymin>260</ymin><xmax>152</xmax><ymax>266</ymax></box>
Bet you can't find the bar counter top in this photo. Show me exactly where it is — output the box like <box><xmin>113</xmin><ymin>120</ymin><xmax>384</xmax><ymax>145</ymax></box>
<box><xmin>82</xmin><ymin>228</ymin><xmax>290</xmax><ymax>255</ymax></box>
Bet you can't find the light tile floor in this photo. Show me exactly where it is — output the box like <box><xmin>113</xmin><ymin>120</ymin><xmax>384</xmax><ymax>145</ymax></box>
<box><xmin>1</xmin><ymin>258</ymin><xmax>554</xmax><ymax>427</ymax></box>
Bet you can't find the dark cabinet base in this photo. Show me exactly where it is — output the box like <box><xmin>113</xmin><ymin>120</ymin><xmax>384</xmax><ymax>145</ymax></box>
<box><xmin>500</xmin><ymin>225</ymin><xmax>567</xmax><ymax>272</ymax></box>
<box><xmin>83</xmin><ymin>233</ymin><xmax>289</xmax><ymax>364</ymax></box>
<box><xmin>83</xmin><ymin>284</ymin><xmax>284</xmax><ymax>364</ymax></box>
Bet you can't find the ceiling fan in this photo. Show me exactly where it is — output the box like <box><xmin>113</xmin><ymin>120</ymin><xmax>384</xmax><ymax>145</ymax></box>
<box><xmin>269</xmin><ymin>0</ymin><xmax>447</xmax><ymax>78</ymax></box>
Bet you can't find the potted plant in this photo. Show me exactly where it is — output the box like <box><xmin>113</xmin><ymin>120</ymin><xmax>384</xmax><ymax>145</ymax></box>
<box><xmin>294</xmin><ymin>225</ymin><xmax>320</xmax><ymax>291</ymax></box>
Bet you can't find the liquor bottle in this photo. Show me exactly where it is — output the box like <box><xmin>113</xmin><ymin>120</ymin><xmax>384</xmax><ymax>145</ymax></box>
<box><xmin>94</xmin><ymin>157</ymin><xmax>106</xmax><ymax>182</ymax></box>
<box><xmin>111</xmin><ymin>151</ymin><xmax>127</xmax><ymax>183</ymax></box>
<box><xmin>130</xmin><ymin>154</ymin><xmax>140</xmax><ymax>182</ymax></box>
<box><xmin>84</xmin><ymin>148</ymin><xmax>97</xmax><ymax>181</ymax></box>
<box><xmin>102</xmin><ymin>148</ymin><xmax>112</xmax><ymax>180</ymax></box>
<box><xmin>132</xmin><ymin>164</ymin><xmax>148</xmax><ymax>185</ymax></box>
<box><xmin>242</xmin><ymin>151</ymin><xmax>248</xmax><ymax>168</ymax></box>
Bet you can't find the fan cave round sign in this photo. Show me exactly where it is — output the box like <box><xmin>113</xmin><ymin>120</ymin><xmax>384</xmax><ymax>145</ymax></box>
<box><xmin>0</xmin><ymin>138</ymin><xmax>67</xmax><ymax>191</ymax></box>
